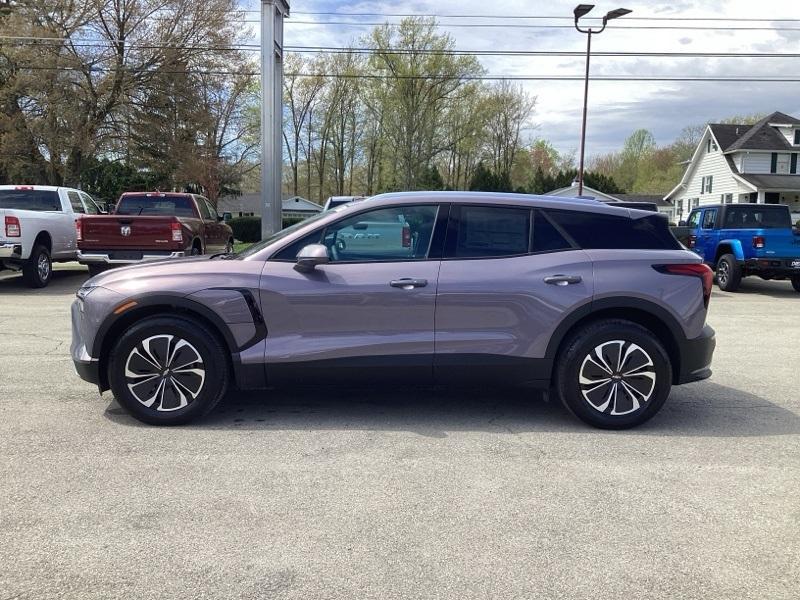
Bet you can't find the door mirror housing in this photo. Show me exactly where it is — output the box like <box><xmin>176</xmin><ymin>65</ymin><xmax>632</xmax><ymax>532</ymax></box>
<box><xmin>295</xmin><ymin>244</ymin><xmax>329</xmax><ymax>272</ymax></box>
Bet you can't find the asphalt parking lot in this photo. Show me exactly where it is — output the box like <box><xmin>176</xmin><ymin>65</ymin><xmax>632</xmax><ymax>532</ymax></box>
<box><xmin>1</xmin><ymin>263</ymin><xmax>799</xmax><ymax>599</ymax></box>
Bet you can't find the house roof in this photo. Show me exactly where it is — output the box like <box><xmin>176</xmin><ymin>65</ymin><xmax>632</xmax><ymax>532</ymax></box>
<box><xmin>734</xmin><ymin>173</ymin><xmax>800</xmax><ymax>190</ymax></box>
<box><xmin>218</xmin><ymin>193</ymin><xmax>322</xmax><ymax>214</ymax></box>
<box><xmin>614</xmin><ymin>194</ymin><xmax>673</xmax><ymax>207</ymax></box>
<box><xmin>544</xmin><ymin>184</ymin><xmax>621</xmax><ymax>203</ymax></box>
<box><xmin>709</xmin><ymin>124</ymin><xmax>751</xmax><ymax>151</ymax></box>
<box><xmin>721</xmin><ymin>111</ymin><xmax>799</xmax><ymax>152</ymax></box>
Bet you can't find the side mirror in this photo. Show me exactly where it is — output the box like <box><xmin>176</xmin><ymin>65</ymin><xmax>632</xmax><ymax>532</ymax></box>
<box><xmin>294</xmin><ymin>244</ymin><xmax>329</xmax><ymax>272</ymax></box>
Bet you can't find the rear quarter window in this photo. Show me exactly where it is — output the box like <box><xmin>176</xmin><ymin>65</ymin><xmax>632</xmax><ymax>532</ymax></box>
<box><xmin>722</xmin><ymin>206</ymin><xmax>791</xmax><ymax>229</ymax></box>
<box><xmin>544</xmin><ymin>209</ymin><xmax>681</xmax><ymax>250</ymax></box>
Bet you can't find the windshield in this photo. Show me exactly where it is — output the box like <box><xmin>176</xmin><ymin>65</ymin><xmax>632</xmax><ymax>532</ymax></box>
<box><xmin>116</xmin><ymin>195</ymin><xmax>197</xmax><ymax>217</ymax></box>
<box><xmin>0</xmin><ymin>190</ymin><xmax>61</xmax><ymax>211</ymax></box>
<box><xmin>236</xmin><ymin>207</ymin><xmax>344</xmax><ymax>259</ymax></box>
<box><xmin>723</xmin><ymin>206</ymin><xmax>791</xmax><ymax>229</ymax></box>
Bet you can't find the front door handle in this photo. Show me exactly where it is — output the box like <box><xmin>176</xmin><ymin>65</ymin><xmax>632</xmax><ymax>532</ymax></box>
<box><xmin>390</xmin><ymin>278</ymin><xmax>428</xmax><ymax>289</ymax></box>
<box><xmin>544</xmin><ymin>275</ymin><xmax>582</xmax><ymax>286</ymax></box>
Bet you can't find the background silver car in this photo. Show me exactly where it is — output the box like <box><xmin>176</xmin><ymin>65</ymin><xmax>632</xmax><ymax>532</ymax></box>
<box><xmin>71</xmin><ymin>192</ymin><xmax>716</xmax><ymax>428</ymax></box>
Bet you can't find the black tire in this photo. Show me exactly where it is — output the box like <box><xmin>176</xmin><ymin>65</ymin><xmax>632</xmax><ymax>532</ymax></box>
<box><xmin>792</xmin><ymin>277</ymin><xmax>800</xmax><ymax>293</ymax></box>
<box><xmin>715</xmin><ymin>254</ymin><xmax>741</xmax><ymax>292</ymax></box>
<box><xmin>22</xmin><ymin>244</ymin><xmax>52</xmax><ymax>288</ymax></box>
<box><xmin>108</xmin><ymin>315</ymin><xmax>229</xmax><ymax>425</ymax></box>
<box><xmin>87</xmin><ymin>264</ymin><xmax>106</xmax><ymax>278</ymax></box>
<box><xmin>225</xmin><ymin>238</ymin><xmax>234</xmax><ymax>254</ymax></box>
<box><xmin>555</xmin><ymin>319</ymin><xmax>672</xmax><ymax>429</ymax></box>
<box><xmin>191</xmin><ymin>244</ymin><xmax>202</xmax><ymax>256</ymax></box>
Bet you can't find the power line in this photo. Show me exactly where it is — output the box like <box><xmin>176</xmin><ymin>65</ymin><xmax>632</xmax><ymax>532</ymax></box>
<box><xmin>9</xmin><ymin>64</ymin><xmax>800</xmax><ymax>83</ymax></box>
<box><xmin>3</xmin><ymin>37</ymin><xmax>800</xmax><ymax>60</ymax></box>
<box><xmin>286</xmin><ymin>20</ymin><xmax>800</xmax><ymax>31</ymax></box>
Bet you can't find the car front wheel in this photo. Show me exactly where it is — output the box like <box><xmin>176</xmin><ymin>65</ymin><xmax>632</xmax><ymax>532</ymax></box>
<box><xmin>108</xmin><ymin>316</ymin><xmax>229</xmax><ymax>425</ymax></box>
<box><xmin>555</xmin><ymin>319</ymin><xmax>672</xmax><ymax>429</ymax></box>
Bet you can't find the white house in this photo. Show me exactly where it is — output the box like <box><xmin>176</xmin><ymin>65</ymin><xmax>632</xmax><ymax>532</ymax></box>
<box><xmin>665</xmin><ymin>111</ymin><xmax>800</xmax><ymax>223</ymax></box>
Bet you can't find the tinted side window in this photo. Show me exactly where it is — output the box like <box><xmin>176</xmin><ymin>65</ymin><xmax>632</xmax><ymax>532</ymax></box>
<box><xmin>532</xmin><ymin>210</ymin><xmax>572</xmax><ymax>252</ymax></box>
<box><xmin>68</xmin><ymin>191</ymin><xmax>85</xmax><ymax>214</ymax></box>
<box><xmin>445</xmin><ymin>205</ymin><xmax>530</xmax><ymax>259</ymax></box>
<box><xmin>687</xmin><ymin>210</ymin><xmax>701</xmax><ymax>228</ymax></box>
<box><xmin>702</xmin><ymin>209</ymin><xmax>716</xmax><ymax>229</ymax></box>
<box><xmin>544</xmin><ymin>209</ymin><xmax>680</xmax><ymax>250</ymax></box>
<box><xmin>273</xmin><ymin>229</ymin><xmax>324</xmax><ymax>261</ymax></box>
<box><xmin>80</xmin><ymin>192</ymin><xmax>100</xmax><ymax>214</ymax></box>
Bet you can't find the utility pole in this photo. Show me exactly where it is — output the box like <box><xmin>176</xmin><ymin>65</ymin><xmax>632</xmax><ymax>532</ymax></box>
<box><xmin>573</xmin><ymin>4</ymin><xmax>631</xmax><ymax>196</ymax></box>
<box><xmin>261</xmin><ymin>0</ymin><xmax>290</xmax><ymax>239</ymax></box>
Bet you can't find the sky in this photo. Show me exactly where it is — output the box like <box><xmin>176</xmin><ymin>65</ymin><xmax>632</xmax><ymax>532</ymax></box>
<box><xmin>240</xmin><ymin>0</ymin><xmax>800</xmax><ymax>159</ymax></box>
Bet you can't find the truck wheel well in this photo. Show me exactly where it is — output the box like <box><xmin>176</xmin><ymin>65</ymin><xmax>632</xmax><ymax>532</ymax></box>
<box><xmin>33</xmin><ymin>231</ymin><xmax>52</xmax><ymax>252</ymax></box>
<box><xmin>97</xmin><ymin>305</ymin><xmax>232</xmax><ymax>391</ymax></box>
<box><xmin>192</xmin><ymin>238</ymin><xmax>203</xmax><ymax>252</ymax></box>
<box><xmin>714</xmin><ymin>244</ymin><xmax>733</xmax><ymax>265</ymax></box>
<box><xmin>555</xmin><ymin>307</ymin><xmax>681</xmax><ymax>384</ymax></box>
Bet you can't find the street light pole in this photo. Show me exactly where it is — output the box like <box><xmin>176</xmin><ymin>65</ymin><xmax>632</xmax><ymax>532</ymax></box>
<box><xmin>573</xmin><ymin>4</ymin><xmax>631</xmax><ymax>197</ymax></box>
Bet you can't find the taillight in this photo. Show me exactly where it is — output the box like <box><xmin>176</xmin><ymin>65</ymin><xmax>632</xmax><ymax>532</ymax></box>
<box><xmin>171</xmin><ymin>221</ymin><xmax>183</xmax><ymax>243</ymax></box>
<box><xmin>752</xmin><ymin>235</ymin><xmax>765</xmax><ymax>249</ymax></box>
<box><xmin>75</xmin><ymin>218</ymin><xmax>82</xmax><ymax>242</ymax></box>
<box><xmin>654</xmin><ymin>263</ymin><xmax>714</xmax><ymax>308</ymax></box>
<box><xmin>687</xmin><ymin>234</ymin><xmax>697</xmax><ymax>249</ymax></box>
<box><xmin>401</xmin><ymin>223</ymin><xmax>411</xmax><ymax>248</ymax></box>
<box><xmin>5</xmin><ymin>216</ymin><xmax>20</xmax><ymax>237</ymax></box>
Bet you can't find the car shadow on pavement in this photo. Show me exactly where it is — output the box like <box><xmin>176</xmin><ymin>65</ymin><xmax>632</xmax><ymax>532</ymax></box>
<box><xmin>710</xmin><ymin>279</ymin><xmax>797</xmax><ymax>300</ymax></box>
<box><xmin>0</xmin><ymin>267</ymin><xmax>88</xmax><ymax>294</ymax></box>
<box><xmin>103</xmin><ymin>380</ymin><xmax>800</xmax><ymax>438</ymax></box>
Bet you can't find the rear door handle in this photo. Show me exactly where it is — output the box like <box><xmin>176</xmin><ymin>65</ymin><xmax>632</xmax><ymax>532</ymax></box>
<box><xmin>544</xmin><ymin>275</ymin><xmax>582</xmax><ymax>286</ymax></box>
<box><xmin>390</xmin><ymin>278</ymin><xmax>428</xmax><ymax>289</ymax></box>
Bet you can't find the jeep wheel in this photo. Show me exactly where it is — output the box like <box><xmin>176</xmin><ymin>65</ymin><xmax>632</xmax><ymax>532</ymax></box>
<box><xmin>22</xmin><ymin>244</ymin><xmax>52</xmax><ymax>288</ymax></box>
<box><xmin>715</xmin><ymin>254</ymin><xmax>741</xmax><ymax>292</ymax></box>
<box><xmin>108</xmin><ymin>316</ymin><xmax>229</xmax><ymax>425</ymax></box>
<box><xmin>555</xmin><ymin>319</ymin><xmax>672</xmax><ymax>429</ymax></box>
<box><xmin>792</xmin><ymin>277</ymin><xmax>800</xmax><ymax>293</ymax></box>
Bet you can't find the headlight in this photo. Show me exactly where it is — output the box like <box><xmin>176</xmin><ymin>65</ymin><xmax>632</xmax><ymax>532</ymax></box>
<box><xmin>76</xmin><ymin>285</ymin><xmax>98</xmax><ymax>301</ymax></box>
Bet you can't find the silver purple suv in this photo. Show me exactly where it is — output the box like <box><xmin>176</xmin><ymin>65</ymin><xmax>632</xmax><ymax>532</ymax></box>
<box><xmin>71</xmin><ymin>192</ymin><xmax>716</xmax><ymax>429</ymax></box>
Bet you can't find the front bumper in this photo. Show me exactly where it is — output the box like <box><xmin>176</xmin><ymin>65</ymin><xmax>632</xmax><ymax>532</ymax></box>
<box><xmin>77</xmin><ymin>249</ymin><xmax>185</xmax><ymax>265</ymax></box>
<box><xmin>676</xmin><ymin>324</ymin><xmax>716</xmax><ymax>384</ymax></box>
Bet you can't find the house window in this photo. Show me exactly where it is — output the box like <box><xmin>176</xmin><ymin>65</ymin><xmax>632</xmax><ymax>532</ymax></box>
<box><xmin>701</xmin><ymin>176</ymin><xmax>713</xmax><ymax>194</ymax></box>
<box><xmin>707</xmin><ymin>138</ymin><xmax>718</xmax><ymax>152</ymax></box>
<box><xmin>721</xmin><ymin>193</ymin><xmax>733</xmax><ymax>204</ymax></box>
<box><xmin>776</xmin><ymin>153</ymin><xmax>791</xmax><ymax>174</ymax></box>
<box><xmin>794</xmin><ymin>130</ymin><xmax>800</xmax><ymax>145</ymax></box>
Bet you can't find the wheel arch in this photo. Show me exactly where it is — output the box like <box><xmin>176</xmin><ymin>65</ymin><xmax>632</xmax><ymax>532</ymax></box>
<box><xmin>714</xmin><ymin>239</ymin><xmax>744</xmax><ymax>264</ymax></box>
<box><xmin>32</xmin><ymin>230</ymin><xmax>52</xmax><ymax>253</ymax></box>
<box><xmin>545</xmin><ymin>298</ymin><xmax>685</xmax><ymax>385</ymax></box>
<box><xmin>92</xmin><ymin>295</ymin><xmax>245</xmax><ymax>392</ymax></box>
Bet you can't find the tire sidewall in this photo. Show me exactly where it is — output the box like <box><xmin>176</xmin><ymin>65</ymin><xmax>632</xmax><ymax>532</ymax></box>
<box><xmin>108</xmin><ymin>317</ymin><xmax>227</xmax><ymax>425</ymax></box>
<box><xmin>25</xmin><ymin>245</ymin><xmax>51</xmax><ymax>288</ymax></box>
<box><xmin>557</xmin><ymin>322</ymin><xmax>672</xmax><ymax>429</ymax></box>
<box><xmin>716</xmin><ymin>254</ymin><xmax>740</xmax><ymax>291</ymax></box>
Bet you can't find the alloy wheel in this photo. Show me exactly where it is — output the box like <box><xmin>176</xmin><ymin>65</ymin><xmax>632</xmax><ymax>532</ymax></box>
<box><xmin>578</xmin><ymin>340</ymin><xmax>656</xmax><ymax>415</ymax></box>
<box><xmin>37</xmin><ymin>252</ymin><xmax>50</xmax><ymax>281</ymax></box>
<box><xmin>124</xmin><ymin>334</ymin><xmax>206</xmax><ymax>411</ymax></box>
<box><xmin>717</xmin><ymin>261</ymin><xmax>729</xmax><ymax>286</ymax></box>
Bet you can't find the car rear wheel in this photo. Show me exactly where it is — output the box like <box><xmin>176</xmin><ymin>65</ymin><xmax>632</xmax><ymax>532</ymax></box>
<box><xmin>108</xmin><ymin>316</ymin><xmax>229</xmax><ymax>425</ymax></box>
<box><xmin>555</xmin><ymin>319</ymin><xmax>672</xmax><ymax>429</ymax></box>
<box><xmin>715</xmin><ymin>254</ymin><xmax>741</xmax><ymax>292</ymax></box>
<box><xmin>22</xmin><ymin>244</ymin><xmax>52</xmax><ymax>288</ymax></box>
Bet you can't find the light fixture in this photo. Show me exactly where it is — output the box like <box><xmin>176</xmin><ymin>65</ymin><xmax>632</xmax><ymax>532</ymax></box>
<box><xmin>573</xmin><ymin>4</ymin><xmax>595</xmax><ymax>20</ymax></box>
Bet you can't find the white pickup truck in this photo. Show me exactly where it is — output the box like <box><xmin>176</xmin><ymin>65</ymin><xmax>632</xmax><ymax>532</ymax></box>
<box><xmin>0</xmin><ymin>185</ymin><xmax>103</xmax><ymax>287</ymax></box>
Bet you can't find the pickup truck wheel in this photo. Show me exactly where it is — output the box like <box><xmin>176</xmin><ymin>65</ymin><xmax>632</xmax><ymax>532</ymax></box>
<box><xmin>791</xmin><ymin>277</ymin><xmax>800</xmax><ymax>293</ymax></box>
<box><xmin>108</xmin><ymin>316</ymin><xmax>229</xmax><ymax>426</ymax></box>
<box><xmin>191</xmin><ymin>245</ymin><xmax>201</xmax><ymax>256</ymax></box>
<box><xmin>716</xmin><ymin>254</ymin><xmax>741</xmax><ymax>292</ymax></box>
<box><xmin>555</xmin><ymin>319</ymin><xmax>672</xmax><ymax>430</ymax></box>
<box><xmin>22</xmin><ymin>244</ymin><xmax>52</xmax><ymax>288</ymax></box>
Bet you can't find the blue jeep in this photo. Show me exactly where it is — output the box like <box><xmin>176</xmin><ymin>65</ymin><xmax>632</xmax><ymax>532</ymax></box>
<box><xmin>679</xmin><ymin>204</ymin><xmax>800</xmax><ymax>292</ymax></box>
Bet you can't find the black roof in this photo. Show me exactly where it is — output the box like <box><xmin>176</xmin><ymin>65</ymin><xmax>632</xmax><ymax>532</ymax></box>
<box><xmin>711</xmin><ymin>111</ymin><xmax>799</xmax><ymax>152</ymax></box>
<box><xmin>735</xmin><ymin>173</ymin><xmax>800</xmax><ymax>190</ymax></box>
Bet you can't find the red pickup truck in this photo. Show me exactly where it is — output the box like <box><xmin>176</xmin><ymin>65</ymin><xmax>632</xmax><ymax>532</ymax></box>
<box><xmin>77</xmin><ymin>192</ymin><xmax>234</xmax><ymax>275</ymax></box>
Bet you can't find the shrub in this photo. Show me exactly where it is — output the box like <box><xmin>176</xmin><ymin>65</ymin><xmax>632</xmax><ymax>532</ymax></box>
<box><xmin>228</xmin><ymin>217</ymin><xmax>262</xmax><ymax>243</ymax></box>
<box><xmin>228</xmin><ymin>216</ymin><xmax>311</xmax><ymax>243</ymax></box>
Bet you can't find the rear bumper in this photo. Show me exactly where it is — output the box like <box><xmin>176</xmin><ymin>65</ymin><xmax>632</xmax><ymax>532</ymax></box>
<box><xmin>676</xmin><ymin>324</ymin><xmax>716</xmax><ymax>384</ymax></box>
<box><xmin>744</xmin><ymin>258</ymin><xmax>800</xmax><ymax>278</ymax></box>
<box><xmin>77</xmin><ymin>249</ymin><xmax>185</xmax><ymax>265</ymax></box>
<box><xmin>0</xmin><ymin>242</ymin><xmax>21</xmax><ymax>259</ymax></box>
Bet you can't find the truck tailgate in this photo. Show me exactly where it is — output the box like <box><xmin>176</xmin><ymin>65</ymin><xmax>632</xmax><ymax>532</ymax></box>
<box><xmin>79</xmin><ymin>215</ymin><xmax>180</xmax><ymax>250</ymax></box>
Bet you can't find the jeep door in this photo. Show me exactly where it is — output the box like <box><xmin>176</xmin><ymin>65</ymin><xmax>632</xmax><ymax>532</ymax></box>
<box><xmin>259</xmin><ymin>203</ymin><xmax>446</xmax><ymax>383</ymax></box>
<box><xmin>434</xmin><ymin>205</ymin><xmax>594</xmax><ymax>385</ymax></box>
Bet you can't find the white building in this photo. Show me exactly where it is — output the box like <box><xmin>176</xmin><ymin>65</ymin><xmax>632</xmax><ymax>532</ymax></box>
<box><xmin>665</xmin><ymin>111</ymin><xmax>800</xmax><ymax>223</ymax></box>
